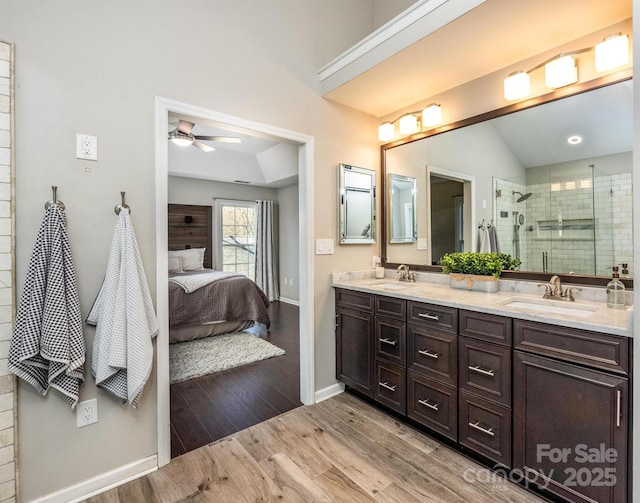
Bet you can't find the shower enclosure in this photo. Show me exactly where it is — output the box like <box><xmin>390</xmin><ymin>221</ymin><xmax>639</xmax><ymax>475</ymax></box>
<box><xmin>493</xmin><ymin>163</ymin><xmax>633</xmax><ymax>277</ymax></box>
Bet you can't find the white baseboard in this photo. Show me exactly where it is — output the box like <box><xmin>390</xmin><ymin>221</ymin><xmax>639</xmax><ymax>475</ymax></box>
<box><xmin>31</xmin><ymin>455</ymin><xmax>158</xmax><ymax>503</ymax></box>
<box><xmin>278</xmin><ymin>296</ymin><xmax>300</xmax><ymax>306</ymax></box>
<box><xmin>315</xmin><ymin>382</ymin><xmax>345</xmax><ymax>403</ymax></box>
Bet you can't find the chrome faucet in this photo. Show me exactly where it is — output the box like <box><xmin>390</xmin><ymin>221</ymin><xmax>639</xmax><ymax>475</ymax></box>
<box><xmin>397</xmin><ymin>264</ymin><xmax>414</xmax><ymax>282</ymax></box>
<box><xmin>537</xmin><ymin>275</ymin><xmax>581</xmax><ymax>301</ymax></box>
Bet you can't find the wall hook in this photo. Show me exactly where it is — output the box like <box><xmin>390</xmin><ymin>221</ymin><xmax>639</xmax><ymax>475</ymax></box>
<box><xmin>45</xmin><ymin>185</ymin><xmax>65</xmax><ymax>210</ymax></box>
<box><xmin>114</xmin><ymin>191</ymin><xmax>131</xmax><ymax>215</ymax></box>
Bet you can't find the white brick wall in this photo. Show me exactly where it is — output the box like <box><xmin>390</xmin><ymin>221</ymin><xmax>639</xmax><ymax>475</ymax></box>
<box><xmin>0</xmin><ymin>40</ymin><xmax>15</xmax><ymax>503</ymax></box>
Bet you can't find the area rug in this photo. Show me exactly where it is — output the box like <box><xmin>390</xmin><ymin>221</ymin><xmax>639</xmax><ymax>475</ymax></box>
<box><xmin>169</xmin><ymin>332</ymin><xmax>285</xmax><ymax>384</ymax></box>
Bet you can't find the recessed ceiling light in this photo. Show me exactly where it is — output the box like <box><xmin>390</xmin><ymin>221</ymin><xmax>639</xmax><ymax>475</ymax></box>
<box><xmin>567</xmin><ymin>135</ymin><xmax>582</xmax><ymax>145</ymax></box>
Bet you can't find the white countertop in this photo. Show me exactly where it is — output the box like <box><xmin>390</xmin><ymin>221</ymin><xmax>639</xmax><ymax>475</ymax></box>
<box><xmin>331</xmin><ymin>271</ymin><xmax>633</xmax><ymax>338</ymax></box>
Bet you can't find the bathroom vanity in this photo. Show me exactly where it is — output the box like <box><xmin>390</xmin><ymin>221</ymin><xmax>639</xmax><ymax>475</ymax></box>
<box><xmin>333</xmin><ymin>273</ymin><xmax>632</xmax><ymax>503</ymax></box>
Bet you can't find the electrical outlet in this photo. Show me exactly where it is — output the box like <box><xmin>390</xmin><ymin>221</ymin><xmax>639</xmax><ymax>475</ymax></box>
<box><xmin>77</xmin><ymin>398</ymin><xmax>98</xmax><ymax>428</ymax></box>
<box><xmin>76</xmin><ymin>134</ymin><xmax>98</xmax><ymax>161</ymax></box>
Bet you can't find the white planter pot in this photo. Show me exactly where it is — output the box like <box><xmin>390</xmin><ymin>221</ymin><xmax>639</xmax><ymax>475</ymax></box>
<box><xmin>449</xmin><ymin>273</ymin><xmax>500</xmax><ymax>293</ymax></box>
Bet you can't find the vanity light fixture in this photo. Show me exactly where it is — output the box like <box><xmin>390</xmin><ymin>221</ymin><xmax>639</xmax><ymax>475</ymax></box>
<box><xmin>545</xmin><ymin>55</ymin><xmax>578</xmax><ymax>89</ymax></box>
<box><xmin>399</xmin><ymin>113</ymin><xmax>419</xmax><ymax>135</ymax></box>
<box><xmin>421</xmin><ymin>103</ymin><xmax>442</xmax><ymax>127</ymax></box>
<box><xmin>378</xmin><ymin>106</ymin><xmax>443</xmax><ymax>141</ymax></box>
<box><xmin>595</xmin><ymin>33</ymin><xmax>629</xmax><ymax>71</ymax></box>
<box><xmin>503</xmin><ymin>33</ymin><xmax>629</xmax><ymax>100</ymax></box>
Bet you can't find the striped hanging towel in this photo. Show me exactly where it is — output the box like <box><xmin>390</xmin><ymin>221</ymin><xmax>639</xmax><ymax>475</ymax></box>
<box><xmin>9</xmin><ymin>203</ymin><xmax>85</xmax><ymax>409</ymax></box>
<box><xmin>86</xmin><ymin>208</ymin><xmax>158</xmax><ymax>408</ymax></box>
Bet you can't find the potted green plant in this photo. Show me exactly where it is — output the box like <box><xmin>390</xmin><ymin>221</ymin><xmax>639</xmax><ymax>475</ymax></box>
<box><xmin>439</xmin><ymin>252</ymin><xmax>521</xmax><ymax>293</ymax></box>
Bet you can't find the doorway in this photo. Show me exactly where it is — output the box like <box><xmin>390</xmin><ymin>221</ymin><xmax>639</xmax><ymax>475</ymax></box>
<box><xmin>155</xmin><ymin>97</ymin><xmax>315</xmax><ymax>466</ymax></box>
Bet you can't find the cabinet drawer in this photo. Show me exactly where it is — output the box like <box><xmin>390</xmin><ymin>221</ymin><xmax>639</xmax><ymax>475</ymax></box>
<box><xmin>375</xmin><ymin>295</ymin><xmax>406</xmax><ymax>320</ymax></box>
<box><xmin>514</xmin><ymin>319</ymin><xmax>629</xmax><ymax>375</ymax></box>
<box><xmin>459</xmin><ymin>337</ymin><xmax>511</xmax><ymax>407</ymax></box>
<box><xmin>460</xmin><ymin>310</ymin><xmax>512</xmax><ymax>346</ymax></box>
<box><xmin>459</xmin><ymin>390</ymin><xmax>512</xmax><ymax>468</ymax></box>
<box><xmin>408</xmin><ymin>301</ymin><xmax>457</xmax><ymax>333</ymax></box>
<box><xmin>407</xmin><ymin>371</ymin><xmax>457</xmax><ymax>442</ymax></box>
<box><xmin>374</xmin><ymin>361</ymin><xmax>406</xmax><ymax>414</ymax></box>
<box><xmin>375</xmin><ymin>316</ymin><xmax>406</xmax><ymax>366</ymax></box>
<box><xmin>335</xmin><ymin>288</ymin><xmax>374</xmax><ymax>312</ymax></box>
<box><xmin>408</xmin><ymin>324</ymin><xmax>457</xmax><ymax>386</ymax></box>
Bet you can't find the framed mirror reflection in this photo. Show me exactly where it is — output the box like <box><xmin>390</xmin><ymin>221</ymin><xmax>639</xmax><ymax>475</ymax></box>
<box><xmin>338</xmin><ymin>163</ymin><xmax>376</xmax><ymax>244</ymax></box>
<box><xmin>381</xmin><ymin>75</ymin><xmax>633</xmax><ymax>285</ymax></box>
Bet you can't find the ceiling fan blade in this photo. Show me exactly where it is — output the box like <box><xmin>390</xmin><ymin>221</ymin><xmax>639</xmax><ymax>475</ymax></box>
<box><xmin>178</xmin><ymin>120</ymin><xmax>195</xmax><ymax>135</ymax></box>
<box><xmin>193</xmin><ymin>140</ymin><xmax>215</xmax><ymax>152</ymax></box>
<box><xmin>194</xmin><ymin>135</ymin><xmax>242</xmax><ymax>143</ymax></box>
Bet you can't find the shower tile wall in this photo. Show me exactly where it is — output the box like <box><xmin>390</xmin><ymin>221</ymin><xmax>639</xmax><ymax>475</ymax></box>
<box><xmin>494</xmin><ymin>172</ymin><xmax>633</xmax><ymax>277</ymax></box>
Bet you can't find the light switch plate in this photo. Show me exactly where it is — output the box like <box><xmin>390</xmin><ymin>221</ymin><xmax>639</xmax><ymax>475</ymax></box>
<box><xmin>417</xmin><ymin>238</ymin><xmax>427</xmax><ymax>250</ymax></box>
<box><xmin>315</xmin><ymin>239</ymin><xmax>334</xmax><ymax>255</ymax></box>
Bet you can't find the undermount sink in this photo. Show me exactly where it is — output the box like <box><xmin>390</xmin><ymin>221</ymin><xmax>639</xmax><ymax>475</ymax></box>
<box><xmin>372</xmin><ymin>282</ymin><xmax>413</xmax><ymax>290</ymax></box>
<box><xmin>500</xmin><ymin>298</ymin><xmax>600</xmax><ymax>318</ymax></box>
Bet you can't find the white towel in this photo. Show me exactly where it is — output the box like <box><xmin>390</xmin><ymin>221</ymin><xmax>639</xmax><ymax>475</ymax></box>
<box><xmin>478</xmin><ymin>225</ymin><xmax>491</xmax><ymax>253</ymax></box>
<box><xmin>86</xmin><ymin>208</ymin><xmax>158</xmax><ymax>408</ymax></box>
<box><xmin>9</xmin><ymin>203</ymin><xmax>85</xmax><ymax>409</ymax></box>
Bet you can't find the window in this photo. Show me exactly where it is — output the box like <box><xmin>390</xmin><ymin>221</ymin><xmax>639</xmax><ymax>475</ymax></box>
<box><xmin>216</xmin><ymin>200</ymin><xmax>256</xmax><ymax>279</ymax></box>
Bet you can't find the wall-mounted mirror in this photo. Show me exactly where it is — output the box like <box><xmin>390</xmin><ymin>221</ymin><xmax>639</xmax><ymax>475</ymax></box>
<box><xmin>338</xmin><ymin>163</ymin><xmax>376</xmax><ymax>244</ymax></box>
<box><xmin>381</xmin><ymin>76</ymin><xmax>633</xmax><ymax>284</ymax></box>
<box><xmin>389</xmin><ymin>174</ymin><xmax>417</xmax><ymax>243</ymax></box>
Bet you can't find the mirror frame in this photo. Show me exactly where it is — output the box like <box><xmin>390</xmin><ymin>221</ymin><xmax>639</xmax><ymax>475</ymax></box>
<box><xmin>381</xmin><ymin>70</ymin><xmax>633</xmax><ymax>288</ymax></box>
<box><xmin>388</xmin><ymin>173</ymin><xmax>417</xmax><ymax>243</ymax></box>
<box><xmin>338</xmin><ymin>163</ymin><xmax>377</xmax><ymax>244</ymax></box>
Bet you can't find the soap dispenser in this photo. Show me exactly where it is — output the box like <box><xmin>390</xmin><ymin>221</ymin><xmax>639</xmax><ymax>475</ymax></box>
<box><xmin>606</xmin><ymin>266</ymin><xmax>626</xmax><ymax>309</ymax></box>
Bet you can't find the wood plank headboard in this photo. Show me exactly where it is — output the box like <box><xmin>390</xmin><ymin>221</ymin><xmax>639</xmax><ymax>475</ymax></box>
<box><xmin>168</xmin><ymin>204</ymin><xmax>213</xmax><ymax>269</ymax></box>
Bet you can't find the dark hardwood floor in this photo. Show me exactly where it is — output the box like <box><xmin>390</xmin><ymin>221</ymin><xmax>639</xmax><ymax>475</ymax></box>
<box><xmin>170</xmin><ymin>301</ymin><xmax>301</xmax><ymax>458</ymax></box>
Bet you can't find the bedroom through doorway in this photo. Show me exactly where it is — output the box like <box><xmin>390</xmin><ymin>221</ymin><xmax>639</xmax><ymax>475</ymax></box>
<box><xmin>155</xmin><ymin>98</ymin><xmax>314</xmax><ymax>465</ymax></box>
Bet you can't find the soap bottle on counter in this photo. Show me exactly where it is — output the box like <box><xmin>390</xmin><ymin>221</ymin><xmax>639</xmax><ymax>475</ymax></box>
<box><xmin>606</xmin><ymin>266</ymin><xmax>625</xmax><ymax>309</ymax></box>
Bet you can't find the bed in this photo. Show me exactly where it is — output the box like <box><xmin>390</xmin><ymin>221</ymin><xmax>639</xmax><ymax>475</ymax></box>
<box><xmin>167</xmin><ymin>204</ymin><xmax>270</xmax><ymax>343</ymax></box>
<box><xmin>168</xmin><ymin>268</ymin><xmax>270</xmax><ymax>343</ymax></box>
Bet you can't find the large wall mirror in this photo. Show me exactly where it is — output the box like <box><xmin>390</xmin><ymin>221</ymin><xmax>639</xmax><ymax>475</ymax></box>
<box><xmin>338</xmin><ymin>163</ymin><xmax>376</xmax><ymax>244</ymax></box>
<box><xmin>381</xmin><ymin>75</ymin><xmax>633</xmax><ymax>285</ymax></box>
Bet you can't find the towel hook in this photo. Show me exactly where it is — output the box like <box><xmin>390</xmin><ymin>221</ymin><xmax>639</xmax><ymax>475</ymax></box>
<box><xmin>45</xmin><ymin>185</ymin><xmax>65</xmax><ymax>210</ymax></box>
<box><xmin>114</xmin><ymin>191</ymin><xmax>131</xmax><ymax>215</ymax></box>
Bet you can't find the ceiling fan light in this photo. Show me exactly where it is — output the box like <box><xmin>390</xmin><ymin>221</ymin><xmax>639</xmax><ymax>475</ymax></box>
<box><xmin>378</xmin><ymin>122</ymin><xmax>395</xmax><ymax>141</ymax></box>
<box><xmin>399</xmin><ymin>114</ymin><xmax>419</xmax><ymax>135</ymax></box>
<box><xmin>171</xmin><ymin>137</ymin><xmax>193</xmax><ymax>147</ymax></box>
<box><xmin>421</xmin><ymin>104</ymin><xmax>442</xmax><ymax>127</ymax></box>
<box><xmin>595</xmin><ymin>33</ymin><xmax>629</xmax><ymax>72</ymax></box>
<box><xmin>504</xmin><ymin>70</ymin><xmax>530</xmax><ymax>100</ymax></box>
<box><xmin>545</xmin><ymin>55</ymin><xmax>577</xmax><ymax>89</ymax></box>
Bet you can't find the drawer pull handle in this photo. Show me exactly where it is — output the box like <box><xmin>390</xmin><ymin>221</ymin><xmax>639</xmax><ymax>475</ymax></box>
<box><xmin>469</xmin><ymin>421</ymin><xmax>495</xmax><ymax>437</ymax></box>
<box><xmin>617</xmin><ymin>389</ymin><xmax>622</xmax><ymax>428</ymax></box>
<box><xmin>418</xmin><ymin>399</ymin><xmax>439</xmax><ymax>411</ymax></box>
<box><xmin>468</xmin><ymin>365</ymin><xmax>495</xmax><ymax>377</ymax></box>
<box><xmin>418</xmin><ymin>349</ymin><xmax>439</xmax><ymax>359</ymax></box>
<box><xmin>379</xmin><ymin>381</ymin><xmax>397</xmax><ymax>392</ymax></box>
<box><xmin>418</xmin><ymin>313</ymin><xmax>440</xmax><ymax>321</ymax></box>
<box><xmin>379</xmin><ymin>337</ymin><xmax>397</xmax><ymax>346</ymax></box>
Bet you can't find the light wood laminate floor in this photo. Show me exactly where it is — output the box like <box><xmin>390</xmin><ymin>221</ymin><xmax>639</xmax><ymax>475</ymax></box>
<box><xmin>85</xmin><ymin>392</ymin><xmax>547</xmax><ymax>502</ymax></box>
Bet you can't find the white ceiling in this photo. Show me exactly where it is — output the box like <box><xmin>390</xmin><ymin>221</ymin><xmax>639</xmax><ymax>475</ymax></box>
<box><xmin>322</xmin><ymin>0</ymin><xmax>632</xmax><ymax>117</ymax></box>
<box><xmin>169</xmin><ymin>0</ymin><xmax>632</xmax><ymax>184</ymax></box>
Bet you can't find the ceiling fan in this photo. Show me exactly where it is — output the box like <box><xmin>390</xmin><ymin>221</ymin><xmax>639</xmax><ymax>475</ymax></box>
<box><xmin>168</xmin><ymin>120</ymin><xmax>241</xmax><ymax>152</ymax></box>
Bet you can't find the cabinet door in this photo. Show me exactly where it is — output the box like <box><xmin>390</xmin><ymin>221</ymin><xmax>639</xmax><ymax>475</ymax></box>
<box><xmin>514</xmin><ymin>351</ymin><xmax>628</xmax><ymax>503</ymax></box>
<box><xmin>336</xmin><ymin>306</ymin><xmax>374</xmax><ymax>397</ymax></box>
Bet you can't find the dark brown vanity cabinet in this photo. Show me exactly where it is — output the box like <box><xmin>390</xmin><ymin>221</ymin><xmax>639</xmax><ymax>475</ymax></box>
<box><xmin>458</xmin><ymin>310</ymin><xmax>513</xmax><ymax>468</ymax></box>
<box><xmin>374</xmin><ymin>295</ymin><xmax>406</xmax><ymax>414</ymax></box>
<box><xmin>335</xmin><ymin>289</ymin><xmax>375</xmax><ymax>397</ymax></box>
<box><xmin>513</xmin><ymin>319</ymin><xmax>630</xmax><ymax>503</ymax></box>
<box><xmin>407</xmin><ymin>301</ymin><xmax>459</xmax><ymax>441</ymax></box>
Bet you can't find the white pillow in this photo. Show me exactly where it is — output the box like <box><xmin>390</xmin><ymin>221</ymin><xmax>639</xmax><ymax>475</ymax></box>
<box><xmin>168</xmin><ymin>256</ymin><xmax>183</xmax><ymax>273</ymax></box>
<box><xmin>168</xmin><ymin>248</ymin><xmax>206</xmax><ymax>271</ymax></box>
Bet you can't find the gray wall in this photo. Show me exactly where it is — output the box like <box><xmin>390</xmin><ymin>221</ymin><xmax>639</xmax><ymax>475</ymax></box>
<box><xmin>277</xmin><ymin>184</ymin><xmax>300</xmax><ymax>303</ymax></box>
<box><xmin>0</xmin><ymin>2</ymin><xmax>379</xmax><ymax>500</ymax></box>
